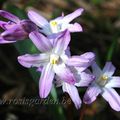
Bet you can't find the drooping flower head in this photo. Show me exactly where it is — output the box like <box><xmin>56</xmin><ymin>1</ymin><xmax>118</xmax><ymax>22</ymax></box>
<box><xmin>84</xmin><ymin>62</ymin><xmax>120</xmax><ymax>111</ymax></box>
<box><xmin>0</xmin><ymin>10</ymin><xmax>37</xmax><ymax>43</ymax></box>
<box><xmin>27</xmin><ymin>8</ymin><xmax>84</xmax><ymax>38</ymax></box>
<box><xmin>18</xmin><ymin>30</ymin><xmax>95</xmax><ymax>99</ymax></box>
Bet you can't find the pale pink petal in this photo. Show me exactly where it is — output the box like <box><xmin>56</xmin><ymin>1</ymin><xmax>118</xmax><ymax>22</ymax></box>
<box><xmin>62</xmin><ymin>82</ymin><xmax>81</xmax><ymax>109</ymax></box>
<box><xmin>39</xmin><ymin>63</ymin><xmax>54</xmax><ymax>98</ymax></box>
<box><xmin>102</xmin><ymin>88</ymin><xmax>120</xmax><ymax>111</ymax></box>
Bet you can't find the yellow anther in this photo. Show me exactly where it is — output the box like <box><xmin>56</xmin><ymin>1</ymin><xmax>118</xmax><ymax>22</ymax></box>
<box><xmin>97</xmin><ymin>75</ymin><xmax>109</xmax><ymax>86</ymax></box>
<box><xmin>50</xmin><ymin>21</ymin><xmax>57</xmax><ymax>27</ymax></box>
<box><xmin>51</xmin><ymin>59</ymin><xmax>58</xmax><ymax>64</ymax></box>
<box><xmin>101</xmin><ymin>75</ymin><xmax>108</xmax><ymax>81</ymax></box>
<box><xmin>50</xmin><ymin>54</ymin><xmax>59</xmax><ymax>65</ymax></box>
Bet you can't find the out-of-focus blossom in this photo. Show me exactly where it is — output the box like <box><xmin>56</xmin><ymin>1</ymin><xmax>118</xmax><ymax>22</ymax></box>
<box><xmin>27</xmin><ymin>8</ymin><xmax>84</xmax><ymax>38</ymax></box>
<box><xmin>83</xmin><ymin>62</ymin><xmax>120</xmax><ymax>111</ymax></box>
<box><xmin>18</xmin><ymin>30</ymin><xmax>95</xmax><ymax>98</ymax></box>
<box><xmin>0</xmin><ymin>10</ymin><xmax>37</xmax><ymax>44</ymax></box>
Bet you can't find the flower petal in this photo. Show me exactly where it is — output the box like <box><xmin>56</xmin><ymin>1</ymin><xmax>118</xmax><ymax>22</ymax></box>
<box><xmin>67</xmin><ymin>23</ymin><xmax>83</xmax><ymax>32</ymax></box>
<box><xmin>66</xmin><ymin>52</ymin><xmax>95</xmax><ymax>67</ymax></box>
<box><xmin>80</xmin><ymin>52</ymin><xmax>95</xmax><ymax>61</ymax></box>
<box><xmin>20</xmin><ymin>20</ymin><xmax>37</xmax><ymax>33</ymax></box>
<box><xmin>0</xmin><ymin>21</ymin><xmax>16</xmax><ymax>30</ymax></box>
<box><xmin>75</xmin><ymin>66</ymin><xmax>89</xmax><ymax>73</ymax></box>
<box><xmin>65</xmin><ymin>47</ymin><xmax>71</xmax><ymax>57</ymax></box>
<box><xmin>0</xmin><ymin>36</ymin><xmax>15</xmax><ymax>44</ymax></box>
<box><xmin>1</xmin><ymin>20</ymin><xmax>37</xmax><ymax>40</ymax></box>
<box><xmin>92</xmin><ymin>62</ymin><xmax>102</xmax><ymax>79</ymax></box>
<box><xmin>75</xmin><ymin>72</ymin><xmax>95</xmax><ymax>87</ymax></box>
<box><xmin>83</xmin><ymin>84</ymin><xmax>102</xmax><ymax>104</ymax></box>
<box><xmin>0</xmin><ymin>21</ymin><xmax>8</xmax><ymax>29</ymax></box>
<box><xmin>18</xmin><ymin>53</ymin><xmax>49</xmax><ymax>68</ymax></box>
<box><xmin>54</xmin><ymin>63</ymin><xmax>76</xmax><ymax>84</ymax></box>
<box><xmin>0</xmin><ymin>10</ymin><xmax>20</xmax><ymax>23</ymax></box>
<box><xmin>39</xmin><ymin>63</ymin><xmax>54</xmax><ymax>98</ymax></box>
<box><xmin>102</xmin><ymin>62</ymin><xmax>115</xmax><ymax>77</ymax></box>
<box><xmin>62</xmin><ymin>8</ymin><xmax>84</xmax><ymax>23</ymax></box>
<box><xmin>54</xmin><ymin>16</ymin><xmax>64</xmax><ymax>21</ymax></box>
<box><xmin>54</xmin><ymin>30</ymin><xmax>70</xmax><ymax>55</ymax></box>
<box><xmin>62</xmin><ymin>82</ymin><xmax>81</xmax><ymax>109</ymax></box>
<box><xmin>1</xmin><ymin>25</ymin><xmax>27</xmax><ymax>41</ymax></box>
<box><xmin>47</xmin><ymin>33</ymin><xmax>61</xmax><ymax>40</ymax></box>
<box><xmin>28</xmin><ymin>10</ymin><xmax>48</xmax><ymax>28</ymax></box>
<box><xmin>29</xmin><ymin>31</ymin><xmax>53</xmax><ymax>52</ymax></box>
<box><xmin>102</xmin><ymin>88</ymin><xmax>120</xmax><ymax>111</ymax></box>
<box><xmin>105</xmin><ymin>77</ymin><xmax>120</xmax><ymax>88</ymax></box>
<box><xmin>37</xmin><ymin>66</ymin><xmax>43</xmax><ymax>72</ymax></box>
<box><xmin>66</xmin><ymin>56</ymin><xmax>89</xmax><ymax>66</ymax></box>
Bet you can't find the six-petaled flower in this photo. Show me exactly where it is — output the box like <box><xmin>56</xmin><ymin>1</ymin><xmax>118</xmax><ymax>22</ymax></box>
<box><xmin>18</xmin><ymin>30</ymin><xmax>95</xmax><ymax>98</ymax></box>
<box><xmin>27</xmin><ymin>8</ymin><xmax>83</xmax><ymax>38</ymax></box>
<box><xmin>83</xmin><ymin>62</ymin><xmax>120</xmax><ymax>111</ymax></box>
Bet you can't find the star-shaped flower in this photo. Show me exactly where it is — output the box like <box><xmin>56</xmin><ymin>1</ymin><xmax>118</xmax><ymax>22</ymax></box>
<box><xmin>84</xmin><ymin>62</ymin><xmax>120</xmax><ymax>111</ymax></box>
<box><xmin>27</xmin><ymin>8</ymin><xmax>84</xmax><ymax>38</ymax></box>
<box><xmin>18</xmin><ymin>30</ymin><xmax>95</xmax><ymax>98</ymax></box>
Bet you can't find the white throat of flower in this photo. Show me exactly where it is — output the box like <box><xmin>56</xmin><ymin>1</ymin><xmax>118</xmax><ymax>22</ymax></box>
<box><xmin>97</xmin><ymin>75</ymin><xmax>109</xmax><ymax>86</ymax></box>
<box><xmin>50</xmin><ymin>21</ymin><xmax>61</xmax><ymax>33</ymax></box>
<box><xmin>50</xmin><ymin>54</ymin><xmax>59</xmax><ymax>65</ymax></box>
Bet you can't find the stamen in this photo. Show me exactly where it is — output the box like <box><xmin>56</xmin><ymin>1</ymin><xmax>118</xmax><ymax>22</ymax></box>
<box><xmin>50</xmin><ymin>54</ymin><xmax>59</xmax><ymax>65</ymax></box>
<box><xmin>50</xmin><ymin>21</ymin><xmax>57</xmax><ymax>27</ymax></box>
<box><xmin>97</xmin><ymin>75</ymin><xmax>109</xmax><ymax>86</ymax></box>
<box><xmin>50</xmin><ymin>21</ymin><xmax>59</xmax><ymax>33</ymax></box>
<box><xmin>101</xmin><ymin>75</ymin><xmax>108</xmax><ymax>81</ymax></box>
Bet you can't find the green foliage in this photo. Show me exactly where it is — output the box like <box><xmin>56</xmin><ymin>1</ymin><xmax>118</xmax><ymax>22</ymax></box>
<box><xmin>91</xmin><ymin>0</ymin><xmax>104</xmax><ymax>5</ymax></box>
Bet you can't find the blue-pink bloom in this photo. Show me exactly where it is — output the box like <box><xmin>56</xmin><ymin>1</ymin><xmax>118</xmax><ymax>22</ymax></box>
<box><xmin>83</xmin><ymin>62</ymin><xmax>120</xmax><ymax>111</ymax></box>
<box><xmin>0</xmin><ymin>10</ymin><xmax>37</xmax><ymax>43</ymax></box>
<box><xmin>27</xmin><ymin>8</ymin><xmax>83</xmax><ymax>38</ymax></box>
<box><xmin>18</xmin><ymin>30</ymin><xmax>95</xmax><ymax>99</ymax></box>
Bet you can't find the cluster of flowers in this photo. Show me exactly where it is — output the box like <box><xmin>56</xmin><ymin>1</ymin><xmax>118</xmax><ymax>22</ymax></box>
<box><xmin>0</xmin><ymin>8</ymin><xmax>120</xmax><ymax>111</ymax></box>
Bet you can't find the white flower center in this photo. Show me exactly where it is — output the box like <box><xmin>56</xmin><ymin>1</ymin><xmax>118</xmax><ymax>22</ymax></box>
<box><xmin>50</xmin><ymin>54</ymin><xmax>59</xmax><ymax>65</ymax></box>
<box><xmin>97</xmin><ymin>75</ymin><xmax>108</xmax><ymax>86</ymax></box>
<box><xmin>50</xmin><ymin>21</ymin><xmax>61</xmax><ymax>33</ymax></box>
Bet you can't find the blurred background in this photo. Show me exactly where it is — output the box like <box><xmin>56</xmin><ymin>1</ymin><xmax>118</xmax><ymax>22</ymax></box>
<box><xmin>0</xmin><ymin>0</ymin><xmax>120</xmax><ymax>120</ymax></box>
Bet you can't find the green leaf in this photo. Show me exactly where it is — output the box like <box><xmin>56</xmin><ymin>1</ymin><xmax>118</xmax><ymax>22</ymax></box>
<box><xmin>91</xmin><ymin>0</ymin><xmax>104</xmax><ymax>5</ymax></box>
<box><xmin>106</xmin><ymin>38</ymin><xmax>117</xmax><ymax>61</ymax></box>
